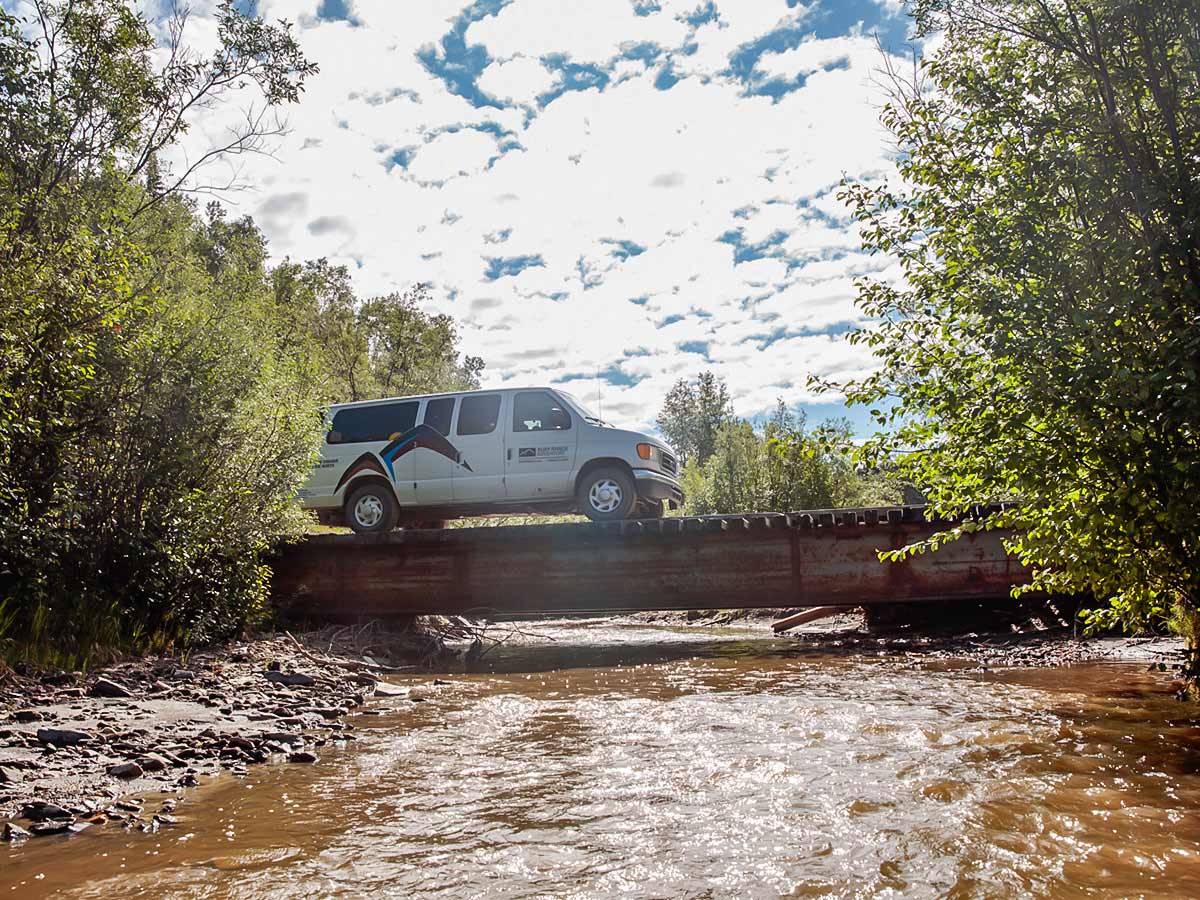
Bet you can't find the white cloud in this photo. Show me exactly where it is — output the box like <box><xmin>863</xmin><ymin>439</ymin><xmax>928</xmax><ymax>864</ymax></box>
<box><xmin>477</xmin><ymin>56</ymin><xmax>557</xmax><ymax>104</ymax></box>
<box><xmin>163</xmin><ymin>0</ymin><xmax>911</xmax><ymax>431</ymax></box>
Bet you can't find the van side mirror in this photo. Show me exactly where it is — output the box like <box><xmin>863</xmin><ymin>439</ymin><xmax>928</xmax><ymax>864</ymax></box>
<box><xmin>551</xmin><ymin>410</ymin><xmax>571</xmax><ymax>429</ymax></box>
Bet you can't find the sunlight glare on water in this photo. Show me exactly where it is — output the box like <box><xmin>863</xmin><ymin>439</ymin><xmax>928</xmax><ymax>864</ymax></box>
<box><xmin>4</xmin><ymin>624</ymin><xmax>1199</xmax><ymax>899</ymax></box>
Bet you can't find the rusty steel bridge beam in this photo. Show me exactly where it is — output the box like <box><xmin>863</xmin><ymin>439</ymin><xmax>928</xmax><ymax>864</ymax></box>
<box><xmin>269</xmin><ymin>506</ymin><xmax>1030</xmax><ymax>621</ymax></box>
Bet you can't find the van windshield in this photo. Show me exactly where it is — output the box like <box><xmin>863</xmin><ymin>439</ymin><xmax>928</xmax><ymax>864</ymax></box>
<box><xmin>555</xmin><ymin>390</ymin><xmax>610</xmax><ymax>426</ymax></box>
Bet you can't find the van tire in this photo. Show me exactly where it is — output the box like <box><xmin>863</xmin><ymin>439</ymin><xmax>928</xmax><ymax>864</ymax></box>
<box><xmin>345</xmin><ymin>483</ymin><xmax>398</xmax><ymax>533</ymax></box>
<box><xmin>578</xmin><ymin>466</ymin><xmax>636</xmax><ymax>522</ymax></box>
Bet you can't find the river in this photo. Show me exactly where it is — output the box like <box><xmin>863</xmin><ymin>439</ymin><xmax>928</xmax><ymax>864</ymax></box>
<box><xmin>3</xmin><ymin>622</ymin><xmax>1198</xmax><ymax>898</ymax></box>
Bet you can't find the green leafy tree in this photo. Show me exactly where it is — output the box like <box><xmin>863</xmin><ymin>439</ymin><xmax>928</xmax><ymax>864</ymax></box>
<box><xmin>656</xmin><ymin>371</ymin><xmax>733</xmax><ymax>464</ymax></box>
<box><xmin>831</xmin><ymin>0</ymin><xmax>1200</xmax><ymax>654</ymax></box>
<box><xmin>270</xmin><ymin>264</ymin><xmax>483</xmax><ymax>403</ymax></box>
<box><xmin>680</xmin><ymin>400</ymin><xmax>895</xmax><ymax>514</ymax></box>
<box><xmin>0</xmin><ymin>0</ymin><xmax>319</xmax><ymax>663</ymax></box>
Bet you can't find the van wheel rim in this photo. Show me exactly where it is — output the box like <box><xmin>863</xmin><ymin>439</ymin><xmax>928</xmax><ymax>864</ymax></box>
<box><xmin>588</xmin><ymin>479</ymin><xmax>623</xmax><ymax>513</ymax></box>
<box><xmin>354</xmin><ymin>495</ymin><xmax>385</xmax><ymax>528</ymax></box>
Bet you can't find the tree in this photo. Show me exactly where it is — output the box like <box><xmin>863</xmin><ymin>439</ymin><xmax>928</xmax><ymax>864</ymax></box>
<box><xmin>679</xmin><ymin>401</ymin><xmax>896</xmax><ymax>514</ymax></box>
<box><xmin>656</xmin><ymin>371</ymin><xmax>732</xmax><ymax>464</ymax></box>
<box><xmin>832</xmin><ymin>0</ymin><xmax>1200</xmax><ymax>654</ymax></box>
<box><xmin>270</xmin><ymin>265</ymin><xmax>484</xmax><ymax>403</ymax></box>
<box><xmin>0</xmin><ymin>0</ymin><xmax>319</xmax><ymax>663</ymax></box>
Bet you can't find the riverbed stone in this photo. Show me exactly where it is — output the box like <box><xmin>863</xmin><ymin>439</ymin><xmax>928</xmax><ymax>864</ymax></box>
<box><xmin>287</xmin><ymin>750</ymin><xmax>319</xmax><ymax>764</ymax></box>
<box><xmin>30</xmin><ymin>820</ymin><xmax>73</xmax><ymax>836</ymax></box>
<box><xmin>21</xmin><ymin>800</ymin><xmax>73</xmax><ymax>821</ymax></box>
<box><xmin>12</xmin><ymin>709</ymin><xmax>43</xmax><ymax>723</ymax></box>
<box><xmin>106</xmin><ymin>762</ymin><xmax>144</xmax><ymax>780</ymax></box>
<box><xmin>36</xmin><ymin>727</ymin><xmax>91</xmax><ymax>747</ymax></box>
<box><xmin>1</xmin><ymin>822</ymin><xmax>30</xmax><ymax>841</ymax></box>
<box><xmin>135</xmin><ymin>754</ymin><xmax>169</xmax><ymax>773</ymax></box>
<box><xmin>262</xmin><ymin>670</ymin><xmax>316</xmax><ymax>687</ymax></box>
<box><xmin>90</xmin><ymin>677</ymin><xmax>135</xmax><ymax>699</ymax></box>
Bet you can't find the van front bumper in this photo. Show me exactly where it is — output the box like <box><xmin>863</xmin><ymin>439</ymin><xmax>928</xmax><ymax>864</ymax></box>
<box><xmin>632</xmin><ymin>468</ymin><xmax>685</xmax><ymax>509</ymax></box>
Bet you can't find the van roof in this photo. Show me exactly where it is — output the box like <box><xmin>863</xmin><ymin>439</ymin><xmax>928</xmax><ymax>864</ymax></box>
<box><xmin>327</xmin><ymin>386</ymin><xmax>564</xmax><ymax>411</ymax></box>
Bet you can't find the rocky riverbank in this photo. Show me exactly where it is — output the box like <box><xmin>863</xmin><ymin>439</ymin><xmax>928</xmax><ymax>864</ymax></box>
<box><xmin>0</xmin><ymin>631</ymin><xmax>451</xmax><ymax>841</ymax></box>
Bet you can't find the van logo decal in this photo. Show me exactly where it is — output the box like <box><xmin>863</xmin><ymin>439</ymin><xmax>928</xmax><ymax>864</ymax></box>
<box><xmin>334</xmin><ymin>424</ymin><xmax>473</xmax><ymax>493</ymax></box>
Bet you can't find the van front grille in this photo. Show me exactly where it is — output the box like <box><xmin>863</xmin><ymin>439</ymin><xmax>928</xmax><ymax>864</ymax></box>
<box><xmin>661</xmin><ymin>451</ymin><xmax>677</xmax><ymax>476</ymax></box>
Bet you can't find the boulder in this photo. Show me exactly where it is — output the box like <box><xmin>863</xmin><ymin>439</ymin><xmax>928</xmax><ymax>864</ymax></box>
<box><xmin>35</xmin><ymin>728</ymin><xmax>91</xmax><ymax>747</ymax></box>
<box><xmin>90</xmin><ymin>677</ymin><xmax>134</xmax><ymax>699</ymax></box>
<box><xmin>262</xmin><ymin>671</ymin><xmax>316</xmax><ymax>687</ymax></box>
<box><xmin>106</xmin><ymin>762</ymin><xmax>144</xmax><ymax>780</ymax></box>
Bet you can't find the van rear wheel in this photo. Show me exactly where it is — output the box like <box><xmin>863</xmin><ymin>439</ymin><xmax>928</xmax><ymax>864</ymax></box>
<box><xmin>578</xmin><ymin>467</ymin><xmax>636</xmax><ymax>522</ymax></box>
<box><xmin>346</xmin><ymin>483</ymin><xmax>398</xmax><ymax>533</ymax></box>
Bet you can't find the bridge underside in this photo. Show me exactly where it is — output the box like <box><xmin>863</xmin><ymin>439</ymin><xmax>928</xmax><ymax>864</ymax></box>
<box><xmin>270</xmin><ymin>508</ymin><xmax>1030</xmax><ymax>622</ymax></box>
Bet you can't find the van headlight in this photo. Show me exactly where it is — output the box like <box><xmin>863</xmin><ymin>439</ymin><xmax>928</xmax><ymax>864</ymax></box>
<box><xmin>636</xmin><ymin>442</ymin><xmax>657</xmax><ymax>461</ymax></box>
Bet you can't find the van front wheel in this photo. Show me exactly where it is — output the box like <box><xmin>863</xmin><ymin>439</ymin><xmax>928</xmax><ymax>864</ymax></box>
<box><xmin>346</xmin><ymin>483</ymin><xmax>398</xmax><ymax>533</ymax></box>
<box><xmin>578</xmin><ymin>467</ymin><xmax>636</xmax><ymax>522</ymax></box>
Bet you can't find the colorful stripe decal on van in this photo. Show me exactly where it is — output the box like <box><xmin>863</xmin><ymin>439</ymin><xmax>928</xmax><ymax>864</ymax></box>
<box><xmin>334</xmin><ymin>453</ymin><xmax>388</xmax><ymax>493</ymax></box>
<box><xmin>334</xmin><ymin>424</ymin><xmax>473</xmax><ymax>494</ymax></box>
<box><xmin>379</xmin><ymin>423</ymin><xmax>473</xmax><ymax>477</ymax></box>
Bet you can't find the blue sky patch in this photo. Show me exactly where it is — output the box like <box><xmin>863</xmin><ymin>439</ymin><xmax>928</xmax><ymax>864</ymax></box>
<box><xmin>417</xmin><ymin>0</ymin><xmax>510</xmax><ymax>110</ymax></box>
<box><xmin>603</xmin><ymin>239</ymin><xmax>647</xmax><ymax>261</ymax></box>
<box><xmin>537</xmin><ymin>54</ymin><xmax>612</xmax><ymax>107</ymax></box>
<box><xmin>718</xmin><ymin>227</ymin><xmax>790</xmax><ymax>265</ymax></box>
<box><xmin>316</xmin><ymin>0</ymin><xmax>360</xmax><ymax>26</ymax></box>
<box><xmin>386</xmin><ymin>147</ymin><xmax>418</xmax><ymax>171</ymax></box>
<box><xmin>684</xmin><ymin>1</ymin><xmax>718</xmax><ymax>27</ymax></box>
<box><xmin>484</xmin><ymin>254</ymin><xmax>545</xmax><ymax>279</ymax></box>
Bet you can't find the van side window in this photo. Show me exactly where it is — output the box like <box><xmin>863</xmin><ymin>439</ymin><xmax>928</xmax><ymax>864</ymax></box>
<box><xmin>327</xmin><ymin>401</ymin><xmax>418</xmax><ymax>444</ymax></box>
<box><xmin>423</xmin><ymin>397</ymin><xmax>455</xmax><ymax>436</ymax></box>
<box><xmin>513</xmin><ymin>392</ymin><xmax>572</xmax><ymax>432</ymax></box>
<box><xmin>457</xmin><ymin>395</ymin><xmax>501</xmax><ymax>436</ymax></box>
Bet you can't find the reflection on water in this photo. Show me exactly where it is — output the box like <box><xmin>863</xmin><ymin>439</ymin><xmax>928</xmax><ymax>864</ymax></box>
<box><xmin>4</xmin><ymin>623</ymin><xmax>1199</xmax><ymax>899</ymax></box>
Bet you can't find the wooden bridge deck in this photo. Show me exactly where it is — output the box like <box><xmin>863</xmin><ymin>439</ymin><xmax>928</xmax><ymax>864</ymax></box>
<box><xmin>269</xmin><ymin>507</ymin><xmax>1029</xmax><ymax>621</ymax></box>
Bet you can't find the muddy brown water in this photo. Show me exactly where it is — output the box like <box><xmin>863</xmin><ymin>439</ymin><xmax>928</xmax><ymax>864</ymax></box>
<box><xmin>3</xmin><ymin>623</ymin><xmax>1199</xmax><ymax>898</ymax></box>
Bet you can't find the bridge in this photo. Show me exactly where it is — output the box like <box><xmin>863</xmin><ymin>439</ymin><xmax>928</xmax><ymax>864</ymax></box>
<box><xmin>270</xmin><ymin>506</ymin><xmax>1030</xmax><ymax>622</ymax></box>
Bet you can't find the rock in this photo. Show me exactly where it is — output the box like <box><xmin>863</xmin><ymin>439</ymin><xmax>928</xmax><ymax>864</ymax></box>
<box><xmin>305</xmin><ymin>706</ymin><xmax>346</xmax><ymax>720</ymax></box>
<box><xmin>0</xmin><ymin>766</ymin><xmax>16</xmax><ymax>784</ymax></box>
<box><xmin>177</xmin><ymin>773</ymin><xmax>199</xmax><ymax>787</ymax></box>
<box><xmin>12</xmin><ymin>709</ymin><xmax>43</xmax><ymax>723</ymax></box>
<box><xmin>153</xmin><ymin>813</ymin><xmax>178</xmax><ymax>825</ymax></box>
<box><xmin>30</xmin><ymin>820</ymin><xmax>72</xmax><ymax>836</ymax></box>
<box><xmin>2</xmin><ymin>822</ymin><xmax>30</xmax><ymax>841</ymax></box>
<box><xmin>21</xmin><ymin>800</ymin><xmax>73</xmax><ymax>821</ymax></box>
<box><xmin>0</xmin><ymin>758</ymin><xmax>41</xmax><ymax>771</ymax></box>
<box><xmin>39</xmin><ymin>672</ymin><xmax>78</xmax><ymax>686</ymax></box>
<box><xmin>36</xmin><ymin>727</ymin><xmax>91</xmax><ymax>747</ymax></box>
<box><xmin>287</xmin><ymin>750</ymin><xmax>319</xmax><ymax>764</ymax></box>
<box><xmin>258</xmin><ymin>732</ymin><xmax>304</xmax><ymax>746</ymax></box>
<box><xmin>90</xmin><ymin>677</ymin><xmax>135</xmax><ymax>699</ymax></box>
<box><xmin>149</xmin><ymin>680</ymin><xmax>172</xmax><ymax>693</ymax></box>
<box><xmin>169</xmin><ymin>669</ymin><xmax>197</xmax><ymax>682</ymax></box>
<box><xmin>135</xmin><ymin>754</ymin><xmax>169</xmax><ymax>773</ymax></box>
<box><xmin>262</xmin><ymin>671</ymin><xmax>316</xmax><ymax>687</ymax></box>
<box><xmin>107</xmin><ymin>762</ymin><xmax>144</xmax><ymax>780</ymax></box>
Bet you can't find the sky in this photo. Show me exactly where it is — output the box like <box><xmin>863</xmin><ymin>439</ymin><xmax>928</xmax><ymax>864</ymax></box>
<box><xmin>25</xmin><ymin>0</ymin><xmax>920</xmax><ymax>432</ymax></box>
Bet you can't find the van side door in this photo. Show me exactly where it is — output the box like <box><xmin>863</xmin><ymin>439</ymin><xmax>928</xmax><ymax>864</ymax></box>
<box><xmin>413</xmin><ymin>396</ymin><xmax>456</xmax><ymax>505</ymax></box>
<box><xmin>450</xmin><ymin>393</ymin><xmax>507</xmax><ymax>502</ymax></box>
<box><xmin>505</xmin><ymin>391</ymin><xmax>578</xmax><ymax>499</ymax></box>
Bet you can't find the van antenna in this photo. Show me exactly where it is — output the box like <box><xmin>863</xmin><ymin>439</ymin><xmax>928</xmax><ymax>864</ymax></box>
<box><xmin>596</xmin><ymin>367</ymin><xmax>603</xmax><ymax>420</ymax></box>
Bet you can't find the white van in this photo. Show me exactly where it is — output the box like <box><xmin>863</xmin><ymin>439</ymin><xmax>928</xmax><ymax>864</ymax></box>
<box><xmin>299</xmin><ymin>387</ymin><xmax>684</xmax><ymax>532</ymax></box>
